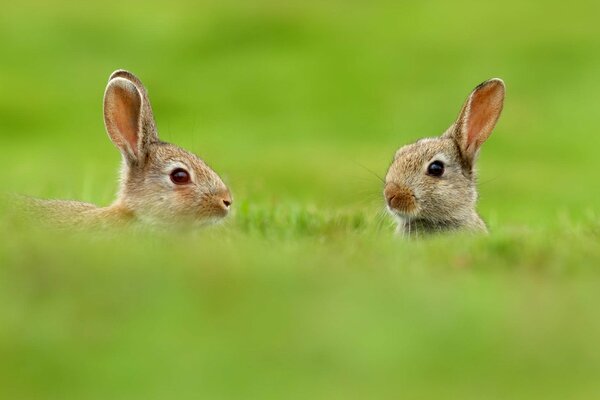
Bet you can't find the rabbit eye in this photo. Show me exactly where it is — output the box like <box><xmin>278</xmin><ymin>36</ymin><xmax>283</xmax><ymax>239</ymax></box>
<box><xmin>427</xmin><ymin>161</ymin><xmax>445</xmax><ymax>177</ymax></box>
<box><xmin>170</xmin><ymin>168</ymin><xmax>191</xmax><ymax>184</ymax></box>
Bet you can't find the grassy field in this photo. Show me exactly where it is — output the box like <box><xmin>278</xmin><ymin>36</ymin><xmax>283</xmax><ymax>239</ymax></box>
<box><xmin>2</xmin><ymin>0</ymin><xmax>600</xmax><ymax>398</ymax></box>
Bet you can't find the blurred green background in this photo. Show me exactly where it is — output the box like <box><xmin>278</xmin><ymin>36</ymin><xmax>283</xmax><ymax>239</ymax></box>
<box><xmin>2</xmin><ymin>0</ymin><xmax>600</xmax><ymax>398</ymax></box>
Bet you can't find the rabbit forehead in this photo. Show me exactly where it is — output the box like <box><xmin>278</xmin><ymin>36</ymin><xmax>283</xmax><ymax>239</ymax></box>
<box><xmin>137</xmin><ymin>142</ymin><xmax>226</xmax><ymax>193</ymax></box>
<box><xmin>391</xmin><ymin>138</ymin><xmax>459</xmax><ymax>173</ymax></box>
<box><xmin>148</xmin><ymin>143</ymin><xmax>213</xmax><ymax>174</ymax></box>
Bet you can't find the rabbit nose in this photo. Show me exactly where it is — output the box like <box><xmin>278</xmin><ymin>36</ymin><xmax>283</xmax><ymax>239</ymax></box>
<box><xmin>384</xmin><ymin>183</ymin><xmax>416</xmax><ymax>212</ymax></box>
<box><xmin>220</xmin><ymin>191</ymin><xmax>232</xmax><ymax>210</ymax></box>
<box><xmin>384</xmin><ymin>183</ymin><xmax>399</xmax><ymax>207</ymax></box>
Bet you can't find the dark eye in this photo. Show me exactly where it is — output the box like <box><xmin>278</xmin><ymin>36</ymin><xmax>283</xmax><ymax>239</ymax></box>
<box><xmin>427</xmin><ymin>160</ymin><xmax>445</xmax><ymax>177</ymax></box>
<box><xmin>170</xmin><ymin>168</ymin><xmax>191</xmax><ymax>184</ymax></box>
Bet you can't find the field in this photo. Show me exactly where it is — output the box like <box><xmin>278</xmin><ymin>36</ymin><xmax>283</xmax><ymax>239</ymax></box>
<box><xmin>2</xmin><ymin>0</ymin><xmax>600</xmax><ymax>398</ymax></box>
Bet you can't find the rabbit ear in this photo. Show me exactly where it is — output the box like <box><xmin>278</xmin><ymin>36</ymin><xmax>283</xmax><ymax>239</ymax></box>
<box><xmin>103</xmin><ymin>71</ymin><xmax>158</xmax><ymax>163</ymax></box>
<box><xmin>109</xmin><ymin>70</ymin><xmax>151</xmax><ymax>103</ymax></box>
<box><xmin>447</xmin><ymin>79</ymin><xmax>505</xmax><ymax>164</ymax></box>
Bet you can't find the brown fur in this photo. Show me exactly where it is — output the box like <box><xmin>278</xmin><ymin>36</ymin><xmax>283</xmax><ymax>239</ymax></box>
<box><xmin>25</xmin><ymin>70</ymin><xmax>232</xmax><ymax>229</ymax></box>
<box><xmin>384</xmin><ymin>79</ymin><xmax>505</xmax><ymax>237</ymax></box>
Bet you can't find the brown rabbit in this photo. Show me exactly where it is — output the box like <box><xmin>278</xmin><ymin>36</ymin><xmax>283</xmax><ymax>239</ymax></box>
<box><xmin>384</xmin><ymin>78</ymin><xmax>505</xmax><ymax>236</ymax></box>
<box><xmin>26</xmin><ymin>70</ymin><xmax>232</xmax><ymax>228</ymax></box>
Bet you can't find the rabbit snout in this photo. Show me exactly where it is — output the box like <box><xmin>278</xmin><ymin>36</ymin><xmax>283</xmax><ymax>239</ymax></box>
<box><xmin>217</xmin><ymin>190</ymin><xmax>233</xmax><ymax>212</ymax></box>
<box><xmin>384</xmin><ymin>183</ymin><xmax>417</xmax><ymax>213</ymax></box>
<box><xmin>200</xmin><ymin>189</ymin><xmax>233</xmax><ymax>218</ymax></box>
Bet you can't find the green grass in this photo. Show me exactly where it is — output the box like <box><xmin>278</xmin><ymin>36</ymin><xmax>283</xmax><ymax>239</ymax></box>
<box><xmin>2</xmin><ymin>0</ymin><xmax>600</xmax><ymax>398</ymax></box>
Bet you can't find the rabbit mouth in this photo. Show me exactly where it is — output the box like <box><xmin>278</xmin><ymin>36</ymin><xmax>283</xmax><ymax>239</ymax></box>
<box><xmin>192</xmin><ymin>207</ymin><xmax>229</xmax><ymax>223</ymax></box>
<box><xmin>387</xmin><ymin>207</ymin><xmax>420</xmax><ymax>221</ymax></box>
<box><xmin>198</xmin><ymin>207</ymin><xmax>229</xmax><ymax>220</ymax></box>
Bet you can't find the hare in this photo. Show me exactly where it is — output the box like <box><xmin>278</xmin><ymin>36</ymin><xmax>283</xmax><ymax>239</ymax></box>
<box><xmin>384</xmin><ymin>78</ymin><xmax>505</xmax><ymax>236</ymax></box>
<box><xmin>25</xmin><ymin>70</ymin><xmax>232</xmax><ymax>228</ymax></box>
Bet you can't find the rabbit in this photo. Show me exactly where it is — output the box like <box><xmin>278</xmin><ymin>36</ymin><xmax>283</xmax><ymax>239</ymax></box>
<box><xmin>24</xmin><ymin>70</ymin><xmax>232</xmax><ymax>229</ymax></box>
<box><xmin>383</xmin><ymin>78</ymin><xmax>505</xmax><ymax>236</ymax></box>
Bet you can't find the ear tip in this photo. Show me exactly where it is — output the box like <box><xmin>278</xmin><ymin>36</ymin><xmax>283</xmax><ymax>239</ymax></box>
<box><xmin>108</xmin><ymin>69</ymin><xmax>129</xmax><ymax>81</ymax></box>
<box><xmin>484</xmin><ymin>78</ymin><xmax>506</xmax><ymax>91</ymax></box>
<box><xmin>108</xmin><ymin>69</ymin><xmax>140</xmax><ymax>83</ymax></box>
<box><xmin>105</xmin><ymin>77</ymin><xmax>140</xmax><ymax>99</ymax></box>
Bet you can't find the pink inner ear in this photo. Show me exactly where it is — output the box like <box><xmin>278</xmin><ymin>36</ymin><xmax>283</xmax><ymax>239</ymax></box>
<box><xmin>111</xmin><ymin>85</ymin><xmax>141</xmax><ymax>154</ymax></box>
<box><xmin>465</xmin><ymin>82</ymin><xmax>504</xmax><ymax>152</ymax></box>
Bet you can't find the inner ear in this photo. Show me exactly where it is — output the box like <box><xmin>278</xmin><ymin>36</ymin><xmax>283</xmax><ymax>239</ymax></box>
<box><xmin>111</xmin><ymin>85</ymin><xmax>141</xmax><ymax>152</ymax></box>
<box><xmin>449</xmin><ymin>79</ymin><xmax>505</xmax><ymax>161</ymax></box>
<box><xmin>104</xmin><ymin>78</ymin><xmax>142</xmax><ymax>158</ymax></box>
<box><xmin>464</xmin><ymin>82</ymin><xmax>504</xmax><ymax>153</ymax></box>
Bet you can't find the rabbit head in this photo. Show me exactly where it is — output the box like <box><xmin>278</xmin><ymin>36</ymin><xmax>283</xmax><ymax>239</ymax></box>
<box><xmin>384</xmin><ymin>78</ymin><xmax>505</xmax><ymax>235</ymax></box>
<box><xmin>104</xmin><ymin>70</ymin><xmax>232</xmax><ymax>226</ymax></box>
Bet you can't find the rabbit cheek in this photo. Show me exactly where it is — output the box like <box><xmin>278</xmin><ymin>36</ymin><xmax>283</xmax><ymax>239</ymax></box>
<box><xmin>169</xmin><ymin>186</ymin><xmax>197</xmax><ymax>212</ymax></box>
<box><xmin>424</xmin><ymin>178</ymin><xmax>473</xmax><ymax>218</ymax></box>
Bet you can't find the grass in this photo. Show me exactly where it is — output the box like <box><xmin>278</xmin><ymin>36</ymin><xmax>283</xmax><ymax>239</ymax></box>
<box><xmin>2</xmin><ymin>0</ymin><xmax>600</xmax><ymax>398</ymax></box>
